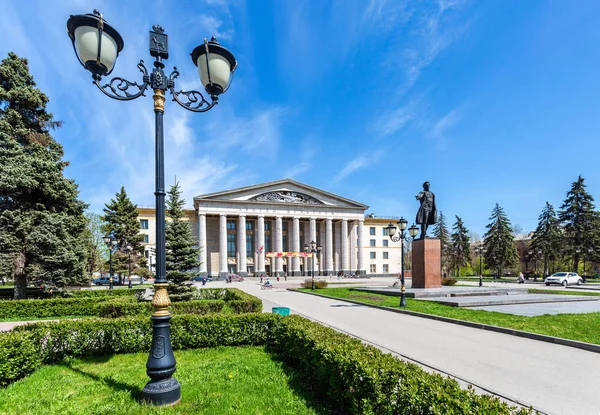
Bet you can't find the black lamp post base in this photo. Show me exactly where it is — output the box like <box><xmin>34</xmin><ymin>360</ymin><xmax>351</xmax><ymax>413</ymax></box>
<box><xmin>142</xmin><ymin>378</ymin><xmax>181</xmax><ymax>406</ymax></box>
<box><xmin>400</xmin><ymin>293</ymin><xmax>407</xmax><ymax>307</ymax></box>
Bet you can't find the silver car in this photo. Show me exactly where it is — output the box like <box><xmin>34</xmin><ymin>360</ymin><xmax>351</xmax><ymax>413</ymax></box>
<box><xmin>544</xmin><ymin>272</ymin><xmax>583</xmax><ymax>287</ymax></box>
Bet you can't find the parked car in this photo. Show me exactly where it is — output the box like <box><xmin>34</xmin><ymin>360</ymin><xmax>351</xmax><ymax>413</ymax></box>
<box><xmin>93</xmin><ymin>276</ymin><xmax>112</xmax><ymax>285</ymax></box>
<box><xmin>545</xmin><ymin>272</ymin><xmax>583</xmax><ymax>287</ymax></box>
<box><xmin>192</xmin><ymin>275</ymin><xmax>213</xmax><ymax>282</ymax></box>
<box><xmin>227</xmin><ymin>273</ymin><xmax>244</xmax><ymax>282</ymax></box>
<box><xmin>92</xmin><ymin>276</ymin><xmax>144</xmax><ymax>285</ymax></box>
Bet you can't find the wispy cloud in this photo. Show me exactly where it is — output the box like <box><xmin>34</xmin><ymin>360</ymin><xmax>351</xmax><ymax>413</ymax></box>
<box><xmin>332</xmin><ymin>151</ymin><xmax>384</xmax><ymax>184</ymax></box>
<box><xmin>374</xmin><ymin>106</ymin><xmax>414</xmax><ymax>137</ymax></box>
<box><xmin>198</xmin><ymin>15</ymin><xmax>233</xmax><ymax>40</ymax></box>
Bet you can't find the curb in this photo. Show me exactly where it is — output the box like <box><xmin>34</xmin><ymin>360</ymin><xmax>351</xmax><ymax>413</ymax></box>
<box><xmin>291</xmin><ymin>289</ymin><xmax>600</xmax><ymax>354</ymax></box>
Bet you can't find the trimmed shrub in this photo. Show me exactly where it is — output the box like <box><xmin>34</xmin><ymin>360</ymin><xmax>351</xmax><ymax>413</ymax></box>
<box><xmin>0</xmin><ymin>331</ymin><xmax>42</xmax><ymax>387</ymax></box>
<box><xmin>441</xmin><ymin>277</ymin><xmax>457</xmax><ymax>286</ymax></box>
<box><xmin>0</xmin><ymin>298</ymin><xmax>102</xmax><ymax>319</ymax></box>
<box><xmin>300</xmin><ymin>279</ymin><xmax>329</xmax><ymax>289</ymax></box>
<box><xmin>70</xmin><ymin>289</ymin><xmax>145</xmax><ymax>298</ymax></box>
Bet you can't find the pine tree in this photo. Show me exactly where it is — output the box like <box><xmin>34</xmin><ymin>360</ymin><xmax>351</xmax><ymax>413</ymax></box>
<box><xmin>0</xmin><ymin>53</ymin><xmax>88</xmax><ymax>298</ymax></box>
<box><xmin>102</xmin><ymin>187</ymin><xmax>144</xmax><ymax>284</ymax></box>
<box><xmin>558</xmin><ymin>175</ymin><xmax>598</xmax><ymax>272</ymax></box>
<box><xmin>483</xmin><ymin>203</ymin><xmax>518</xmax><ymax>278</ymax></box>
<box><xmin>529</xmin><ymin>202</ymin><xmax>562</xmax><ymax>277</ymax></box>
<box><xmin>432</xmin><ymin>211</ymin><xmax>451</xmax><ymax>275</ymax></box>
<box><xmin>165</xmin><ymin>182</ymin><xmax>199</xmax><ymax>285</ymax></box>
<box><xmin>450</xmin><ymin>216</ymin><xmax>470</xmax><ymax>277</ymax></box>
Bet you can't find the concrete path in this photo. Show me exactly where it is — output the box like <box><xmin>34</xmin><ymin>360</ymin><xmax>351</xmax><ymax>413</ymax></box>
<box><xmin>226</xmin><ymin>278</ymin><xmax>600</xmax><ymax>415</ymax></box>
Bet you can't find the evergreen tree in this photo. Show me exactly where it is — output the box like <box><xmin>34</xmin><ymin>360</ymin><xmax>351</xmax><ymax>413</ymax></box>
<box><xmin>558</xmin><ymin>175</ymin><xmax>598</xmax><ymax>272</ymax></box>
<box><xmin>483</xmin><ymin>203</ymin><xmax>518</xmax><ymax>278</ymax></box>
<box><xmin>165</xmin><ymin>182</ymin><xmax>199</xmax><ymax>285</ymax></box>
<box><xmin>432</xmin><ymin>211</ymin><xmax>451</xmax><ymax>275</ymax></box>
<box><xmin>0</xmin><ymin>53</ymin><xmax>88</xmax><ymax>298</ymax></box>
<box><xmin>529</xmin><ymin>202</ymin><xmax>562</xmax><ymax>277</ymax></box>
<box><xmin>450</xmin><ymin>216</ymin><xmax>470</xmax><ymax>277</ymax></box>
<box><xmin>102</xmin><ymin>187</ymin><xmax>144</xmax><ymax>284</ymax></box>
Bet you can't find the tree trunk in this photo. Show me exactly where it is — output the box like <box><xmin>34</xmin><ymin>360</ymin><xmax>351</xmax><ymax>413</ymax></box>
<box><xmin>13</xmin><ymin>252</ymin><xmax>27</xmax><ymax>300</ymax></box>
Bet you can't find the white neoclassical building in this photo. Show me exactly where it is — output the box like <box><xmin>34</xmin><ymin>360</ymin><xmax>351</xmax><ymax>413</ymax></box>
<box><xmin>138</xmin><ymin>179</ymin><xmax>404</xmax><ymax>278</ymax></box>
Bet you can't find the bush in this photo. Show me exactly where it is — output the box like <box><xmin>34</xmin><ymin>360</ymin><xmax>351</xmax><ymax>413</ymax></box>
<box><xmin>70</xmin><ymin>289</ymin><xmax>145</xmax><ymax>298</ymax></box>
<box><xmin>0</xmin><ymin>298</ymin><xmax>102</xmax><ymax>319</ymax></box>
<box><xmin>441</xmin><ymin>277</ymin><xmax>457</xmax><ymax>286</ymax></box>
<box><xmin>299</xmin><ymin>279</ymin><xmax>328</xmax><ymax>289</ymax></box>
<box><xmin>0</xmin><ymin>314</ymin><xmax>531</xmax><ymax>413</ymax></box>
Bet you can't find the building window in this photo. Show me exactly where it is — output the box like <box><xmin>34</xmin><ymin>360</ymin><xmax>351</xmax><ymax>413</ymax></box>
<box><xmin>283</xmin><ymin>235</ymin><xmax>288</xmax><ymax>252</ymax></box>
<box><xmin>370</xmin><ymin>252</ymin><xmax>376</xmax><ymax>259</ymax></box>
<box><xmin>246</xmin><ymin>221</ymin><xmax>253</xmax><ymax>230</ymax></box>
<box><xmin>383</xmin><ymin>240</ymin><xmax>388</xmax><ymax>247</ymax></box>
<box><xmin>265</xmin><ymin>222</ymin><xmax>271</xmax><ymax>231</ymax></box>
<box><xmin>370</xmin><ymin>227</ymin><xmax>376</xmax><ymax>235</ymax></box>
<box><xmin>265</xmin><ymin>235</ymin><xmax>272</xmax><ymax>252</ymax></box>
<box><xmin>370</xmin><ymin>239</ymin><xmax>376</xmax><ymax>247</ymax></box>
<box><xmin>246</xmin><ymin>234</ymin><xmax>254</xmax><ymax>257</ymax></box>
<box><xmin>140</xmin><ymin>219</ymin><xmax>148</xmax><ymax>229</ymax></box>
<box><xmin>382</xmin><ymin>227</ymin><xmax>389</xmax><ymax>236</ymax></box>
<box><xmin>383</xmin><ymin>264</ymin><xmax>389</xmax><ymax>273</ymax></box>
<box><xmin>143</xmin><ymin>235</ymin><xmax>149</xmax><ymax>243</ymax></box>
<box><xmin>370</xmin><ymin>264</ymin><xmax>376</xmax><ymax>273</ymax></box>
<box><xmin>227</xmin><ymin>221</ymin><xmax>236</xmax><ymax>230</ymax></box>
<box><xmin>227</xmin><ymin>234</ymin><xmax>236</xmax><ymax>257</ymax></box>
<box><xmin>383</xmin><ymin>252</ymin><xmax>389</xmax><ymax>260</ymax></box>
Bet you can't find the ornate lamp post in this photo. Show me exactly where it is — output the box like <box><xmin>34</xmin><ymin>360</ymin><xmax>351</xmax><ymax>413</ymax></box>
<box><xmin>386</xmin><ymin>218</ymin><xmax>419</xmax><ymax>307</ymax></box>
<box><xmin>304</xmin><ymin>241</ymin><xmax>322</xmax><ymax>291</ymax></box>
<box><xmin>103</xmin><ymin>233</ymin><xmax>119</xmax><ymax>289</ymax></box>
<box><xmin>67</xmin><ymin>10</ymin><xmax>237</xmax><ymax>406</ymax></box>
<box><xmin>475</xmin><ymin>245</ymin><xmax>486</xmax><ymax>287</ymax></box>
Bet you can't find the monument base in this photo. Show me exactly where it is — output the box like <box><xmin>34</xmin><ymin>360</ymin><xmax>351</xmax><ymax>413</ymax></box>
<box><xmin>412</xmin><ymin>238</ymin><xmax>441</xmax><ymax>289</ymax></box>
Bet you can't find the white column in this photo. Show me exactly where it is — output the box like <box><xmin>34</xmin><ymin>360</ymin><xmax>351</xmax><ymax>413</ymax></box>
<box><xmin>257</xmin><ymin>216</ymin><xmax>265</xmax><ymax>273</ymax></box>
<box><xmin>275</xmin><ymin>216</ymin><xmax>283</xmax><ymax>276</ymax></box>
<box><xmin>350</xmin><ymin>221</ymin><xmax>357</xmax><ymax>273</ymax></box>
<box><xmin>198</xmin><ymin>213</ymin><xmax>207</xmax><ymax>275</ymax></box>
<box><xmin>238</xmin><ymin>215</ymin><xmax>247</xmax><ymax>275</ymax></box>
<box><xmin>341</xmin><ymin>219</ymin><xmax>349</xmax><ymax>272</ymax></box>
<box><xmin>357</xmin><ymin>219</ymin><xmax>365</xmax><ymax>275</ymax></box>
<box><xmin>309</xmin><ymin>218</ymin><xmax>317</xmax><ymax>276</ymax></box>
<box><xmin>219</xmin><ymin>214</ymin><xmax>228</xmax><ymax>276</ymax></box>
<box><xmin>292</xmin><ymin>217</ymin><xmax>300</xmax><ymax>275</ymax></box>
<box><xmin>326</xmin><ymin>218</ymin><xmax>333</xmax><ymax>275</ymax></box>
<box><xmin>319</xmin><ymin>220</ymin><xmax>326</xmax><ymax>276</ymax></box>
<box><xmin>334</xmin><ymin>221</ymin><xmax>341</xmax><ymax>273</ymax></box>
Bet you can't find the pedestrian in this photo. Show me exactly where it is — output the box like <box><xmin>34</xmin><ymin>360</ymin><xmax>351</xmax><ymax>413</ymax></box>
<box><xmin>202</xmin><ymin>276</ymin><xmax>207</xmax><ymax>286</ymax></box>
<box><xmin>260</xmin><ymin>274</ymin><xmax>263</xmax><ymax>283</ymax></box>
<box><xmin>276</xmin><ymin>275</ymin><xmax>280</xmax><ymax>282</ymax></box>
<box><xmin>518</xmin><ymin>272</ymin><xmax>525</xmax><ymax>284</ymax></box>
<box><xmin>128</xmin><ymin>278</ymin><xmax>132</xmax><ymax>289</ymax></box>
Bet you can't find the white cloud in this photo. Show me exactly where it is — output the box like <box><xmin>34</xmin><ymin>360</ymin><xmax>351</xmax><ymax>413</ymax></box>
<box><xmin>199</xmin><ymin>15</ymin><xmax>233</xmax><ymax>41</ymax></box>
<box><xmin>374</xmin><ymin>106</ymin><xmax>414</xmax><ymax>136</ymax></box>
<box><xmin>332</xmin><ymin>151</ymin><xmax>384</xmax><ymax>184</ymax></box>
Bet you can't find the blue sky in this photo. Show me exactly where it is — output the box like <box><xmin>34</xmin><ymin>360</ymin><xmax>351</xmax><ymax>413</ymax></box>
<box><xmin>2</xmin><ymin>0</ymin><xmax>600</xmax><ymax>237</ymax></box>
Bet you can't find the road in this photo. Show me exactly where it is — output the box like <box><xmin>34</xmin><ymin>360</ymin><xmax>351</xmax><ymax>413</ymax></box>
<box><xmin>222</xmin><ymin>277</ymin><xmax>600</xmax><ymax>415</ymax></box>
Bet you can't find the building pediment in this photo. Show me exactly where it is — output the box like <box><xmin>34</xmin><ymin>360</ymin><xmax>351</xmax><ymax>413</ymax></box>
<box><xmin>194</xmin><ymin>178</ymin><xmax>368</xmax><ymax>210</ymax></box>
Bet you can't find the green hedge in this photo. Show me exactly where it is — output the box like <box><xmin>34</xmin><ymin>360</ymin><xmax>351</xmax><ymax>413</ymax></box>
<box><xmin>0</xmin><ymin>298</ymin><xmax>102</xmax><ymax>319</ymax></box>
<box><xmin>0</xmin><ymin>314</ymin><xmax>531</xmax><ymax>414</ymax></box>
<box><xmin>70</xmin><ymin>289</ymin><xmax>145</xmax><ymax>298</ymax></box>
<box><xmin>0</xmin><ymin>288</ymin><xmax>261</xmax><ymax>319</ymax></box>
<box><xmin>271</xmin><ymin>316</ymin><xmax>531</xmax><ymax>414</ymax></box>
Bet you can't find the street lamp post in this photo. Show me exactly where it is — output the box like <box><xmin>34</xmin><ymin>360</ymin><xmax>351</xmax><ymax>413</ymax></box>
<box><xmin>304</xmin><ymin>241</ymin><xmax>322</xmax><ymax>291</ymax></box>
<box><xmin>125</xmin><ymin>243</ymin><xmax>133</xmax><ymax>289</ymax></box>
<box><xmin>103</xmin><ymin>233</ymin><xmax>118</xmax><ymax>289</ymax></box>
<box><xmin>67</xmin><ymin>10</ymin><xmax>237</xmax><ymax>406</ymax></box>
<box><xmin>475</xmin><ymin>245</ymin><xmax>486</xmax><ymax>287</ymax></box>
<box><xmin>386</xmin><ymin>218</ymin><xmax>419</xmax><ymax>307</ymax></box>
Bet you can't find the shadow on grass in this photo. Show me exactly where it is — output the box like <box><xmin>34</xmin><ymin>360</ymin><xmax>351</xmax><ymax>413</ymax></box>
<box><xmin>59</xmin><ymin>356</ymin><xmax>145</xmax><ymax>402</ymax></box>
<box><xmin>265</xmin><ymin>348</ymin><xmax>339</xmax><ymax>415</ymax></box>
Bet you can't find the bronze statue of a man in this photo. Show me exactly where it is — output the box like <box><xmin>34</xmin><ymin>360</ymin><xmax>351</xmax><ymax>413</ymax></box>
<box><xmin>415</xmin><ymin>181</ymin><xmax>437</xmax><ymax>238</ymax></box>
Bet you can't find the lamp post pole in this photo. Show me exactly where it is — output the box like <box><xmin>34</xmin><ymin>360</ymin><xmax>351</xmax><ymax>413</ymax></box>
<box><xmin>103</xmin><ymin>234</ymin><xmax>118</xmax><ymax>289</ymax></box>
<box><xmin>125</xmin><ymin>243</ymin><xmax>133</xmax><ymax>289</ymax></box>
<box><xmin>304</xmin><ymin>241</ymin><xmax>322</xmax><ymax>291</ymax></box>
<box><xmin>476</xmin><ymin>246</ymin><xmax>486</xmax><ymax>287</ymax></box>
<box><xmin>67</xmin><ymin>10</ymin><xmax>236</xmax><ymax>406</ymax></box>
<box><xmin>386</xmin><ymin>218</ymin><xmax>418</xmax><ymax>307</ymax></box>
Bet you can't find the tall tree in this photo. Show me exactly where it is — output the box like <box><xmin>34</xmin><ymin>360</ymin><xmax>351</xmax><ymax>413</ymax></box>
<box><xmin>450</xmin><ymin>216</ymin><xmax>470</xmax><ymax>277</ymax></box>
<box><xmin>102</xmin><ymin>187</ymin><xmax>144</xmax><ymax>284</ymax></box>
<box><xmin>0</xmin><ymin>53</ymin><xmax>88</xmax><ymax>298</ymax></box>
<box><xmin>529</xmin><ymin>202</ymin><xmax>562</xmax><ymax>277</ymax></box>
<box><xmin>82</xmin><ymin>213</ymin><xmax>109</xmax><ymax>280</ymax></box>
<box><xmin>432</xmin><ymin>211</ymin><xmax>451</xmax><ymax>275</ymax></box>
<box><xmin>558</xmin><ymin>175</ymin><xmax>598</xmax><ymax>272</ymax></box>
<box><xmin>165</xmin><ymin>182</ymin><xmax>199</xmax><ymax>285</ymax></box>
<box><xmin>483</xmin><ymin>203</ymin><xmax>518</xmax><ymax>278</ymax></box>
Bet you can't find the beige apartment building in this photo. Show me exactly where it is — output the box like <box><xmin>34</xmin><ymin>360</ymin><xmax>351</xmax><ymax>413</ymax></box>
<box><xmin>138</xmin><ymin>179</ymin><xmax>404</xmax><ymax>278</ymax></box>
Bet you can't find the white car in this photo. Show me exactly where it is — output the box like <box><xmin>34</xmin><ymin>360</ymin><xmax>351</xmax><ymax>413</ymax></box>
<box><xmin>544</xmin><ymin>272</ymin><xmax>583</xmax><ymax>287</ymax></box>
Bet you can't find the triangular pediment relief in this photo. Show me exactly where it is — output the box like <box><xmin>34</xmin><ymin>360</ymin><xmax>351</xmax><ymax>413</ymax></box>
<box><xmin>194</xmin><ymin>179</ymin><xmax>368</xmax><ymax>209</ymax></box>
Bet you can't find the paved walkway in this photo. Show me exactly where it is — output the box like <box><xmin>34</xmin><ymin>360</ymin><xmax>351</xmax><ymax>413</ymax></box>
<box><xmin>227</xmin><ymin>278</ymin><xmax>600</xmax><ymax>415</ymax></box>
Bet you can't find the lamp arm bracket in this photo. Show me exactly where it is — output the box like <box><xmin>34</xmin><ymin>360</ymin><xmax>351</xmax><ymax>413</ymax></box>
<box><xmin>168</xmin><ymin>67</ymin><xmax>218</xmax><ymax>113</ymax></box>
<box><xmin>390</xmin><ymin>235</ymin><xmax>401</xmax><ymax>243</ymax></box>
<box><xmin>93</xmin><ymin>60</ymin><xmax>150</xmax><ymax>101</ymax></box>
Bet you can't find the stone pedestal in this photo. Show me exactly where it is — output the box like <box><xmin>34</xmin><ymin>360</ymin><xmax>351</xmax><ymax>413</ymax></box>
<box><xmin>412</xmin><ymin>238</ymin><xmax>441</xmax><ymax>289</ymax></box>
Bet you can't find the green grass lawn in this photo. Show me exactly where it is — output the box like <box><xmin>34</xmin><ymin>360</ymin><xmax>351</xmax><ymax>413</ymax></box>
<box><xmin>301</xmin><ymin>287</ymin><xmax>600</xmax><ymax>345</ymax></box>
<box><xmin>0</xmin><ymin>346</ymin><xmax>327</xmax><ymax>415</ymax></box>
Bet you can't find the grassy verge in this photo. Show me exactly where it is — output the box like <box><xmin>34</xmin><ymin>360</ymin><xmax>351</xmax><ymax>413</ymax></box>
<box><xmin>529</xmin><ymin>288</ymin><xmax>600</xmax><ymax>297</ymax></box>
<box><xmin>0</xmin><ymin>346</ymin><xmax>325</xmax><ymax>415</ymax></box>
<box><xmin>299</xmin><ymin>287</ymin><xmax>600</xmax><ymax>345</ymax></box>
